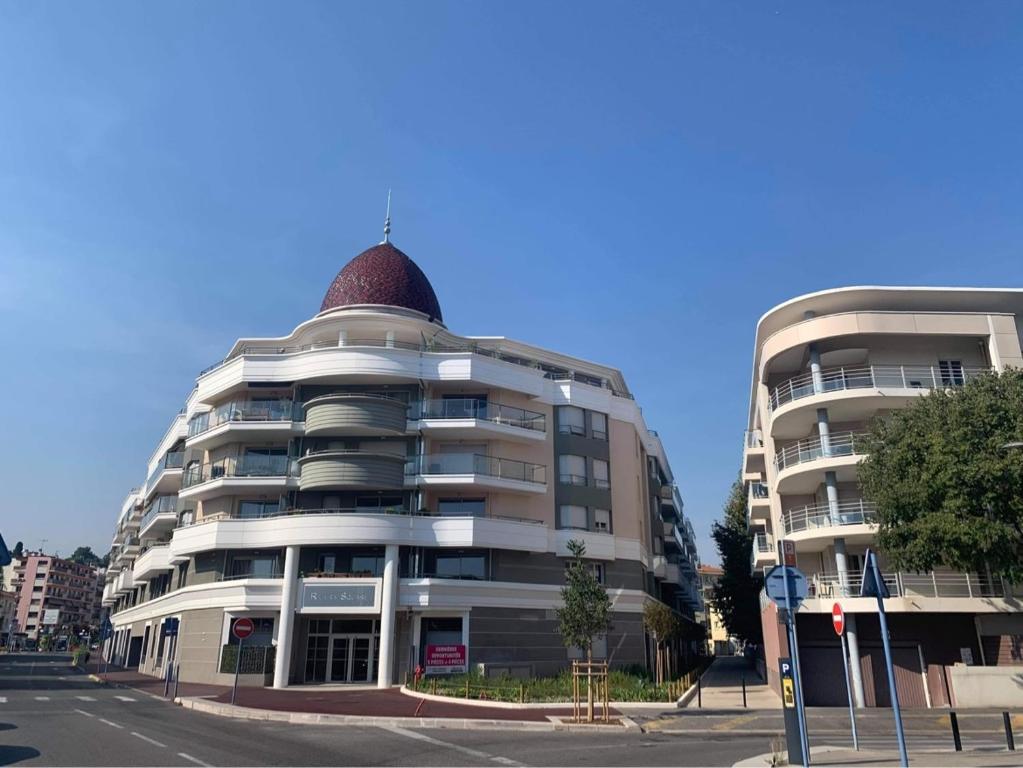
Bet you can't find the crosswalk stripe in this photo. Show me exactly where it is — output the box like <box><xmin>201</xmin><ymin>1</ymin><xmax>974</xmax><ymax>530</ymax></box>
<box><xmin>76</xmin><ymin>695</ymin><xmax>97</xmax><ymax>702</ymax></box>
<box><xmin>0</xmin><ymin>696</ymin><xmax>7</xmax><ymax>704</ymax></box>
<box><xmin>114</xmin><ymin>695</ymin><xmax>136</xmax><ymax>702</ymax></box>
<box><xmin>34</xmin><ymin>696</ymin><xmax>50</xmax><ymax>701</ymax></box>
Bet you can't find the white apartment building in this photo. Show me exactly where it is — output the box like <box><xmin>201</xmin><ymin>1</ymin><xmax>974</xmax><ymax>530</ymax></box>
<box><xmin>743</xmin><ymin>287</ymin><xmax>1023</xmax><ymax>708</ymax></box>
<box><xmin>102</xmin><ymin>232</ymin><xmax>702</xmax><ymax>688</ymax></box>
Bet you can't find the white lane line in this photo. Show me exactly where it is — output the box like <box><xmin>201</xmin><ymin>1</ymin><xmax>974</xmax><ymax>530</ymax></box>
<box><xmin>131</xmin><ymin>732</ymin><xmax>167</xmax><ymax>748</ymax></box>
<box><xmin>0</xmin><ymin>696</ymin><xmax>6</xmax><ymax>704</ymax></box>
<box><xmin>34</xmin><ymin>696</ymin><xmax>50</xmax><ymax>701</ymax></box>
<box><xmin>380</xmin><ymin>725</ymin><xmax>526</xmax><ymax>767</ymax></box>
<box><xmin>74</xmin><ymin>708</ymin><xmax>95</xmax><ymax>718</ymax></box>
<box><xmin>178</xmin><ymin>752</ymin><xmax>212</xmax><ymax>766</ymax></box>
<box><xmin>98</xmin><ymin>718</ymin><xmax>124</xmax><ymax>729</ymax></box>
<box><xmin>76</xmin><ymin>695</ymin><xmax>97</xmax><ymax>702</ymax></box>
<box><xmin>114</xmin><ymin>695</ymin><xmax>136</xmax><ymax>702</ymax></box>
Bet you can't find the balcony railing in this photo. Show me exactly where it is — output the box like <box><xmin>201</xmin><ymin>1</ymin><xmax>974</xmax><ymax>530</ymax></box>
<box><xmin>782</xmin><ymin>500</ymin><xmax>878</xmax><ymax>535</ymax></box>
<box><xmin>745</xmin><ymin>429</ymin><xmax>763</xmax><ymax>449</ymax></box>
<box><xmin>769</xmin><ymin>364</ymin><xmax>991</xmax><ymax>411</ymax></box>
<box><xmin>182</xmin><ymin>506</ymin><xmax>545</xmax><ymax>526</ymax></box>
<box><xmin>140</xmin><ymin>495</ymin><xmax>178</xmax><ymax>530</ymax></box>
<box><xmin>145</xmin><ymin>451</ymin><xmax>184</xmax><ymax>490</ymax></box>
<box><xmin>809</xmin><ymin>571</ymin><xmax>1005</xmax><ymax>600</ymax></box>
<box><xmin>753</xmin><ymin>533</ymin><xmax>773</xmax><ymax>553</ymax></box>
<box><xmin>774</xmin><ymin>431</ymin><xmax>867</xmax><ymax>473</ymax></box>
<box><xmin>750</xmin><ymin>482</ymin><xmax>769</xmax><ymax>500</ymax></box>
<box><xmin>188</xmin><ymin>399</ymin><xmax>302</xmax><ymax>437</ymax></box>
<box><xmin>182</xmin><ymin>455</ymin><xmax>298</xmax><ymax>488</ymax></box>
<box><xmin>408</xmin><ymin>453</ymin><xmax>547</xmax><ymax>485</ymax></box>
<box><xmin>415</xmin><ymin>398</ymin><xmax>546</xmax><ymax>432</ymax></box>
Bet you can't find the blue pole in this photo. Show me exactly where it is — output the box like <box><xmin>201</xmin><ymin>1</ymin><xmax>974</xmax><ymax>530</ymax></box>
<box><xmin>783</xmin><ymin>567</ymin><xmax>810</xmax><ymax>767</ymax></box>
<box><xmin>872</xmin><ymin>552</ymin><xmax>908</xmax><ymax>767</ymax></box>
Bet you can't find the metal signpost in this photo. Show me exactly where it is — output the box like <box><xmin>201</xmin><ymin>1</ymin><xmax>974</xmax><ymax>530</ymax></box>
<box><xmin>765</xmin><ymin>561</ymin><xmax>810</xmax><ymax>766</ymax></box>
<box><xmin>231</xmin><ymin>617</ymin><xmax>254</xmax><ymax>706</ymax></box>
<box><xmin>861</xmin><ymin>549</ymin><xmax>908</xmax><ymax>767</ymax></box>
<box><xmin>832</xmin><ymin>603</ymin><xmax>858</xmax><ymax>751</ymax></box>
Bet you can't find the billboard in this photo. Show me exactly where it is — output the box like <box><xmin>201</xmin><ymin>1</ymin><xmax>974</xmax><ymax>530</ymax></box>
<box><xmin>42</xmin><ymin>609</ymin><xmax>59</xmax><ymax>626</ymax></box>
<box><xmin>425</xmin><ymin>644</ymin><xmax>467</xmax><ymax>674</ymax></box>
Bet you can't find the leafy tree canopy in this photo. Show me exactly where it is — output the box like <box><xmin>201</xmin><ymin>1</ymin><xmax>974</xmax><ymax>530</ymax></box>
<box><xmin>69</xmin><ymin>546</ymin><xmax>102</xmax><ymax>567</ymax></box>
<box><xmin>557</xmin><ymin>540</ymin><xmax>613</xmax><ymax>657</ymax></box>
<box><xmin>859</xmin><ymin>369</ymin><xmax>1023</xmax><ymax>582</ymax></box>
<box><xmin>711</xmin><ymin>477</ymin><xmax>763</xmax><ymax>644</ymax></box>
<box><xmin>642</xmin><ymin>600</ymin><xmax>679</xmax><ymax>644</ymax></box>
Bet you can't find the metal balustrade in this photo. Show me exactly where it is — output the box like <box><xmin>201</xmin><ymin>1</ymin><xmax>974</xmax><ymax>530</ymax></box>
<box><xmin>188</xmin><ymin>399</ymin><xmax>302</xmax><ymax>437</ymax></box>
<box><xmin>182</xmin><ymin>455</ymin><xmax>298</xmax><ymax>488</ymax></box>
<box><xmin>415</xmin><ymin>398</ymin><xmax>546</xmax><ymax>432</ymax></box>
<box><xmin>782</xmin><ymin>499</ymin><xmax>878</xmax><ymax>534</ymax></box>
<box><xmin>754</xmin><ymin>533</ymin><xmax>773</xmax><ymax>553</ymax></box>
<box><xmin>774</xmin><ymin>431</ymin><xmax>867</xmax><ymax>472</ymax></box>
<box><xmin>180</xmin><ymin>506</ymin><xmax>545</xmax><ymax>526</ymax></box>
<box><xmin>745</xmin><ymin>429</ymin><xmax>763</xmax><ymax>449</ymax></box>
<box><xmin>750</xmin><ymin>483</ymin><xmax>769</xmax><ymax>500</ymax></box>
<box><xmin>408</xmin><ymin>453</ymin><xmax>547</xmax><ymax>485</ymax></box>
<box><xmin>769</xmin><ymin>364</ymin><xmax>991</xmax><ymax>411</ymax></box>
<box><xmin>140</xmin><ymin>495</ymin><xmax>178</xmax><ymax>530</ymax></box>
<box><xmin>809</xmin><ymin>571</ymin><xmax>1005</xmax><ymax>599</ymax></box>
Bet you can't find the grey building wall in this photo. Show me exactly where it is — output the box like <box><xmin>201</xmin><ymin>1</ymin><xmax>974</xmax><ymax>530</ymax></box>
<box><xmin>492</xmin><ymin>551</ymin><xmax>645</xmax><ymax>591</ymax></box>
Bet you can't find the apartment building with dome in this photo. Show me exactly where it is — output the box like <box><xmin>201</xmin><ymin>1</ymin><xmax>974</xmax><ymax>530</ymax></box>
<box><xmin>742</xmin><ymin>287</ymin><xmax>1023</xmax><ymax>709</ymax></box>
<box><xmin>100</xmin><ymin>230</ymin><xmax>702</xmax><ymax>688</ymax></box>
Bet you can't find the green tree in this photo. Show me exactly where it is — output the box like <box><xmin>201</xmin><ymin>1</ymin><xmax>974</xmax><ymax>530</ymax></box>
<box><xmin>69</xmin><ymin>546</ymin><xmax>102</xmax><ymax>566</ymax></box>
<box><xmin>642</xmin><ymin>600</ymin><xmax>680</xmax><ymax>684</ymax></box>
<box><xmin>11</xmin><ymin>541</ymin><xmax>23</xmax><ymax>558</ymax></box>
<box><xmin>859</xmin><ymin>368</ymin><xmax>1023</xmax><ymax>582</ymax></box>
<box><xmin>711</xmin><ymin>478</ymin><xmax>763</xmax><ymax>644</ymax></box>
<box><xmin>557</xmin><ymin>540</ymin><xmax>613</xmax><ymax>721</ymax></box>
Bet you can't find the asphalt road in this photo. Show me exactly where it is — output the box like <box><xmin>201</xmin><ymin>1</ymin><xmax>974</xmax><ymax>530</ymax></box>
<box><xmin>0</xmin><ymin>653</ymin><xmax>767</xmax><ymax>767</ymax></box>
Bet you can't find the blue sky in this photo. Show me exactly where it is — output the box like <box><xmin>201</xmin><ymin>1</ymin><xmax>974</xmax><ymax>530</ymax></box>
<box><xmin>2</xmin><ymin>1</ymin><xmax>1022</xmax><ymax>562</ymax></box>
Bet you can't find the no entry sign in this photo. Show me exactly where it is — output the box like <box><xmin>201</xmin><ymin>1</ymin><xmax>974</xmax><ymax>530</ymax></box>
<box><xmin>232</xmin><ymin>617</ymin><xmax>255</xmax><ymax>640</ymax></box>
<box><xmin>832</xmin><ymin>603</ymin><xmax>845</xmax><ymax>636</ymax></box>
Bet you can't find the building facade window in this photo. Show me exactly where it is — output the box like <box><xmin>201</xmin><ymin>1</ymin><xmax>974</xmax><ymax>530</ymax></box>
<box><xmin>592</xmin><ymin>459</ymin><xmax>610</xmax><ymax>489</ymax></box>
<box><xmin>558</xmin><ymin>406</ymin><xmax>586</xmax><ymax>436</ymax></box>
<box><xmin>593</xmin><ymin>508</ymin><xmax>611</xmax><ymax>533</ymax></box>
<box><xmin>559</xmin><ymin>455</ymin><xmax>587</xmax><ymax>485</ymax></box>
<box><xmin>238</xmin><ymin>500</ymin><xmax>279</xmax><ymax>519</ymax></box>
<box><xmin>559</xmin><ymin>505</ymin><xmax>588</xmax><ymax>530</ymax></box>
<box><xmin>590</xmin><ymin>412</ymin><xmax>608</xmax><ymax>440</ymax></box>
<box><xmin>437</xmin><ymin>498</ymin><xmax>486</xmax><ymax>517</ymax></box>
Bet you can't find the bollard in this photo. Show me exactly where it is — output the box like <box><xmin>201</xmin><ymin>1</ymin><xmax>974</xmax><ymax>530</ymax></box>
<box><xmin>163</xmin><ymin>663</ymin><xmax>171</xmax><ymax>698</ymax></box>
<box><xmin>172</xmin><ymin>663</ymin><xmax>180</xmax><ymax>700</ymax></box>
<box><xmin>949</xmin><ymin>710</ymin><xmax>962</xmax><ymax>752</ymax></box>
<box><xmin>742</xmin><ymin>674</ymin><xmax>747</xmax><ymax>709</ymax></box>
<box><xmin>697</xmin><ymin>676</ymin><xmax>702</xmax><ymax>708</ymax></box>
<box><xmin>1004</xmin><ymin>712</ymin><xmax>1016</xmax><ymax>751</ymax></box>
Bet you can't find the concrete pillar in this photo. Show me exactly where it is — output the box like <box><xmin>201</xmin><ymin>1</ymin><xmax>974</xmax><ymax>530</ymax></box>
<box><xmin>272</xmin><ymin>545</ymin><xmax>300</xmax><ymax>689</ymax></box>
<box><xmin>834</xmin><ymin>537</ymin><xmax>866</xmax><ymax>707</ymax></box>
<box><xmin>824</xmin><ymin>470</ymin><xmax>840</xmax><ymax>527</ymax></box>
<box><xmin>377</xmin><ymin>544</ymin><xmax>399</xmax><ymax>688</ymax></box>
<box><xmin>817</xmin><ymin>408</ymin><xmax>832</xmax><ymax>456</ymax></box>
<box><xmin>807</xmin><ymin>337</ymin><xmax>824</xmax><ymax>395</ymax></box>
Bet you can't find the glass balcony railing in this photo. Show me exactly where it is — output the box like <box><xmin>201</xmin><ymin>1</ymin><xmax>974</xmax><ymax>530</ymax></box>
<box><xmin>140</xmin><ymin>495</ymin><xmax>178</xmax><ymax>530</ymax></box>
<box><xmin>182</xmin><ymin>454</ymin><xmax>298</xmax><ymax>488</ymax></box>
<box><xmin>769</xmin><ymin>364</ymin><xmax>992</xmax><ymax>411</ymax></box>
<box><xmin>414</xmin><ymin>398</ymin><xmax>546</xmax><ymax>432</ymax></box>
<box><xmin>407</xmin><ymin>453</ymin><xmax>547</xmax><ymax>485</ymax></box>
<box><xmin>145</xmin><ymin>452</ymin><xmax>184</xmax><ymax>491</ymax></box>
<box><xmin>774</xmin><ymin>431</ymin><xmax>867</xmax><ymax>473</ymax></box>
<box><xmin>188</xmin><ymin>399</ymin><xmax>302</xmax><ymax>437</ymax></box>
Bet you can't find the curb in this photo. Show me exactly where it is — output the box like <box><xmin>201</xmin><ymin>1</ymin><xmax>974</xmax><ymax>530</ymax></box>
<box><xmin>398</xmin><ymin>684</ymin><xmax>677</xmax><ymax>711</ymax></box>
<box><xmin>178</xmin><ymin>696</ymin><xmax>640</xmax><ymax>732</ymax></box>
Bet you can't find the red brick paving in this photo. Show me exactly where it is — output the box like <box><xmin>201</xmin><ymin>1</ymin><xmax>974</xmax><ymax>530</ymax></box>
<box><xmin>86</xmin><ymin>659</ymin><xmax>228</xmax><ymax>699</ymax></box>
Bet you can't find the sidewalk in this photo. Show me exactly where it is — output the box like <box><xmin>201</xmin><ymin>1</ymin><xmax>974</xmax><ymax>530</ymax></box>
<box><xmin>735</xmin><ymin>745</ymin><xmax>1023</xmax><ymax>767</ymax></box>
<box><xmin>85</xmin><ymin>659</ymin><xmax>228</xmax><ymax>699</ymax></box>
<box><xmin>683</xmin><ymin>656</ymin><xmax>780</xmax><ymax>709</ymax></box>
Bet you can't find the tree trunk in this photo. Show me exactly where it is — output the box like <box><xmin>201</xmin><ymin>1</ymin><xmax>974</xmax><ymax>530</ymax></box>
<box><xmin>586</xmin><ymin>646</ymin><xmax>594</xmax><ymax>723</ymax></box>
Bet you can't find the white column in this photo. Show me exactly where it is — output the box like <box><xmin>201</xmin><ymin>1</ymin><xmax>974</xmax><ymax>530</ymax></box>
<box><xmin>834</xmin><ymin>537</ymin><xmax>866</xmax><ymax>708</ymax></box>
<box><xmin>824</xmin><ymin>470</ymin><xmax>840</xmax><ymax>527</ymax></box>
<box><xmin>377</xmin><ymin>544</ymin><xmax>399</xmax><ymax>688</ymax></box>
<box><xmin>272</xmin><ymin>545</ymin><xmax>300</xmax><ymax>689</ymax></box>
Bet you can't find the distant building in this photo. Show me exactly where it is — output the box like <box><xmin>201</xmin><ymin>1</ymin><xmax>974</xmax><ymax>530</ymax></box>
<box><xmin>0</xmin><ymin>589</ymin><xmax>17</xmax><ymax>645</ymax></box>
<box><xmin>13</xmin><ymin>553</ymin><xmax>102</xmax><ymax>642</ymax></box>
<box><xmin>697</xmin><ymin>565</ymin><xmax>736</xmax><ymax>655</ymax></box>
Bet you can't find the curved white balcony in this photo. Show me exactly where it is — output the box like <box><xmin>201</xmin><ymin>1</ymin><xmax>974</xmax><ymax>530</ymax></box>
<box><xmin>139</xmin><ymin>496</ymin><xmax>178</xmax><ymax>538</ymax></box>
<box><xmin>411</xmin><ymin>398</ymin><xmax>547</xmax><ymax>444</ymax></box>
<box><xmin>747</xmin><ymin>482</ymin><xmax>770</xmax><ymax>522</ymax></box>
<box><xmin>132</xmin><ymin>543</ymin><xmax>174</xmax><ymax>581</ymax></box>
<box><xmin>169</xmin><ymin>509</ymin><xmax>549</xmax><ymax>558</ymax></box>
<box><xmin>145</xmin><ymin>452</ymin><xmax>183</xmax><ymax>497</ymax></box>
<box><xmin>407</xmin><ymin>453</ymin><xmax>547</xmax><ymax>494</ymax></box>
<box><xmin>298</xmin><ymin>449</ymin><xmax>407</xmax><ymax>491</ymax></box>
<box><xmin>179</xmin><ymin>455</ymin><xmax>299</xmax><ymax>501</ymax></box>
<box><xmin>186</xmin><ymin>399</ymin><xmax>303</xmax><ymax>450</ymax></box>
<box><xmin>114</xmin><ymin>568</ymin><xmax>135</xmax><ymax>595</ymax></box>
<box><xmin>773</xmin><ymin>431</ymin><xmax>866</xmax><ymax>494</ymax></box>
<box><xmin>768</xmin><ymin>364</ymin><xmax>991</xmax><ymax>438</ymax></box>
<box><xmin>782</xmin><ymin>500</ymin><xmax>878</xmax><ymax>550</ymax></box>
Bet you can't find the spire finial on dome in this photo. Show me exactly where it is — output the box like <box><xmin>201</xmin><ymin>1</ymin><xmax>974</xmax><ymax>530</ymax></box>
<box><xmin>382</xmin><ymin>189</ymin><xmax>392</xmax><ymax>244</ymax></box>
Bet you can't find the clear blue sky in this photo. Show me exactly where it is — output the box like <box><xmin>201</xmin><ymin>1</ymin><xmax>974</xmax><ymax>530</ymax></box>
<box><xmin>2</xmin><ymin>2</ymin><xmax>1022</xmax><ymax>563</ymax></box>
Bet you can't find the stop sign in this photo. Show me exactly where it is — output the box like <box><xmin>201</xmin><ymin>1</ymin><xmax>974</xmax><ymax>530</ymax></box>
<box><xmin>831</xmin><ymin>603</ymin><xmax>845</xmax><ymax>636</ymax></box>
<box><xmin>232</xmin><ymin>617</ymin><xmax>255</xmax><ymax>640</ymax></box>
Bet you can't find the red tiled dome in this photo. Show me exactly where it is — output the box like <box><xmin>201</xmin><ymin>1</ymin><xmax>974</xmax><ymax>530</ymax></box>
<box><xmin>320</xmin><ymin>242</ymin><xmax>443</xmax><ymax>322</ymax></box>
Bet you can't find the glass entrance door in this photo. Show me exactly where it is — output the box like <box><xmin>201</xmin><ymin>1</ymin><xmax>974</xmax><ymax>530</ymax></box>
<box><xmin>329</xmin><ymin>637</ymin><xmax>350</xmax><ymax>682</ymax></box>
<box><xmin>325</xmin><ymin>635</ymin><xmax>374</xmax><ymax>682</ymax></box>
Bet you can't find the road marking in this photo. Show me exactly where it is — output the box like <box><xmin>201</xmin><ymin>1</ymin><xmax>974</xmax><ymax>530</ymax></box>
<box><xmin>34</xmin><ymin>696</ymin><xmax>50</xmax><ymax>701</ymax></box>
<box><xmin>74</xmin><ymin>708</ymin><xmax>95</xmax><ymax>718</ymax></box>
<box><xmin>131</xmin><ymin>732</ymin><xmax>167</xmax><ymax>748</ymax></box>
<box><xmin>178</xmin><ymin>752</ymin><xmax>212</xmax><ymax>766</ymax></box>
<box><xmin>0</xmin><ymin>696</ymin><xmax>6</xmax><ymax>704</ymax></box>
<box><xmin>115</xmin><ymin>695</ymin><xmax>136</xmax><ymax>702</ymax></box>
<box><xmin>99</xmin><ymin>718</ymin><xmax>124</xmax><ymax>729</ymax></box>
<box><xmin>380</xmin><ymin>725</ymin><xmax>526</xmax><ymax>767</ymax></box>
<box><xmin>76</xmin><ymin>695</ymin><xmax>97</xmax><ymax>702</ymax></box>
<box><xmin>711</xmin><ymin>714</ymin><xmax>758</xmax><ymax>732</ymax></box>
